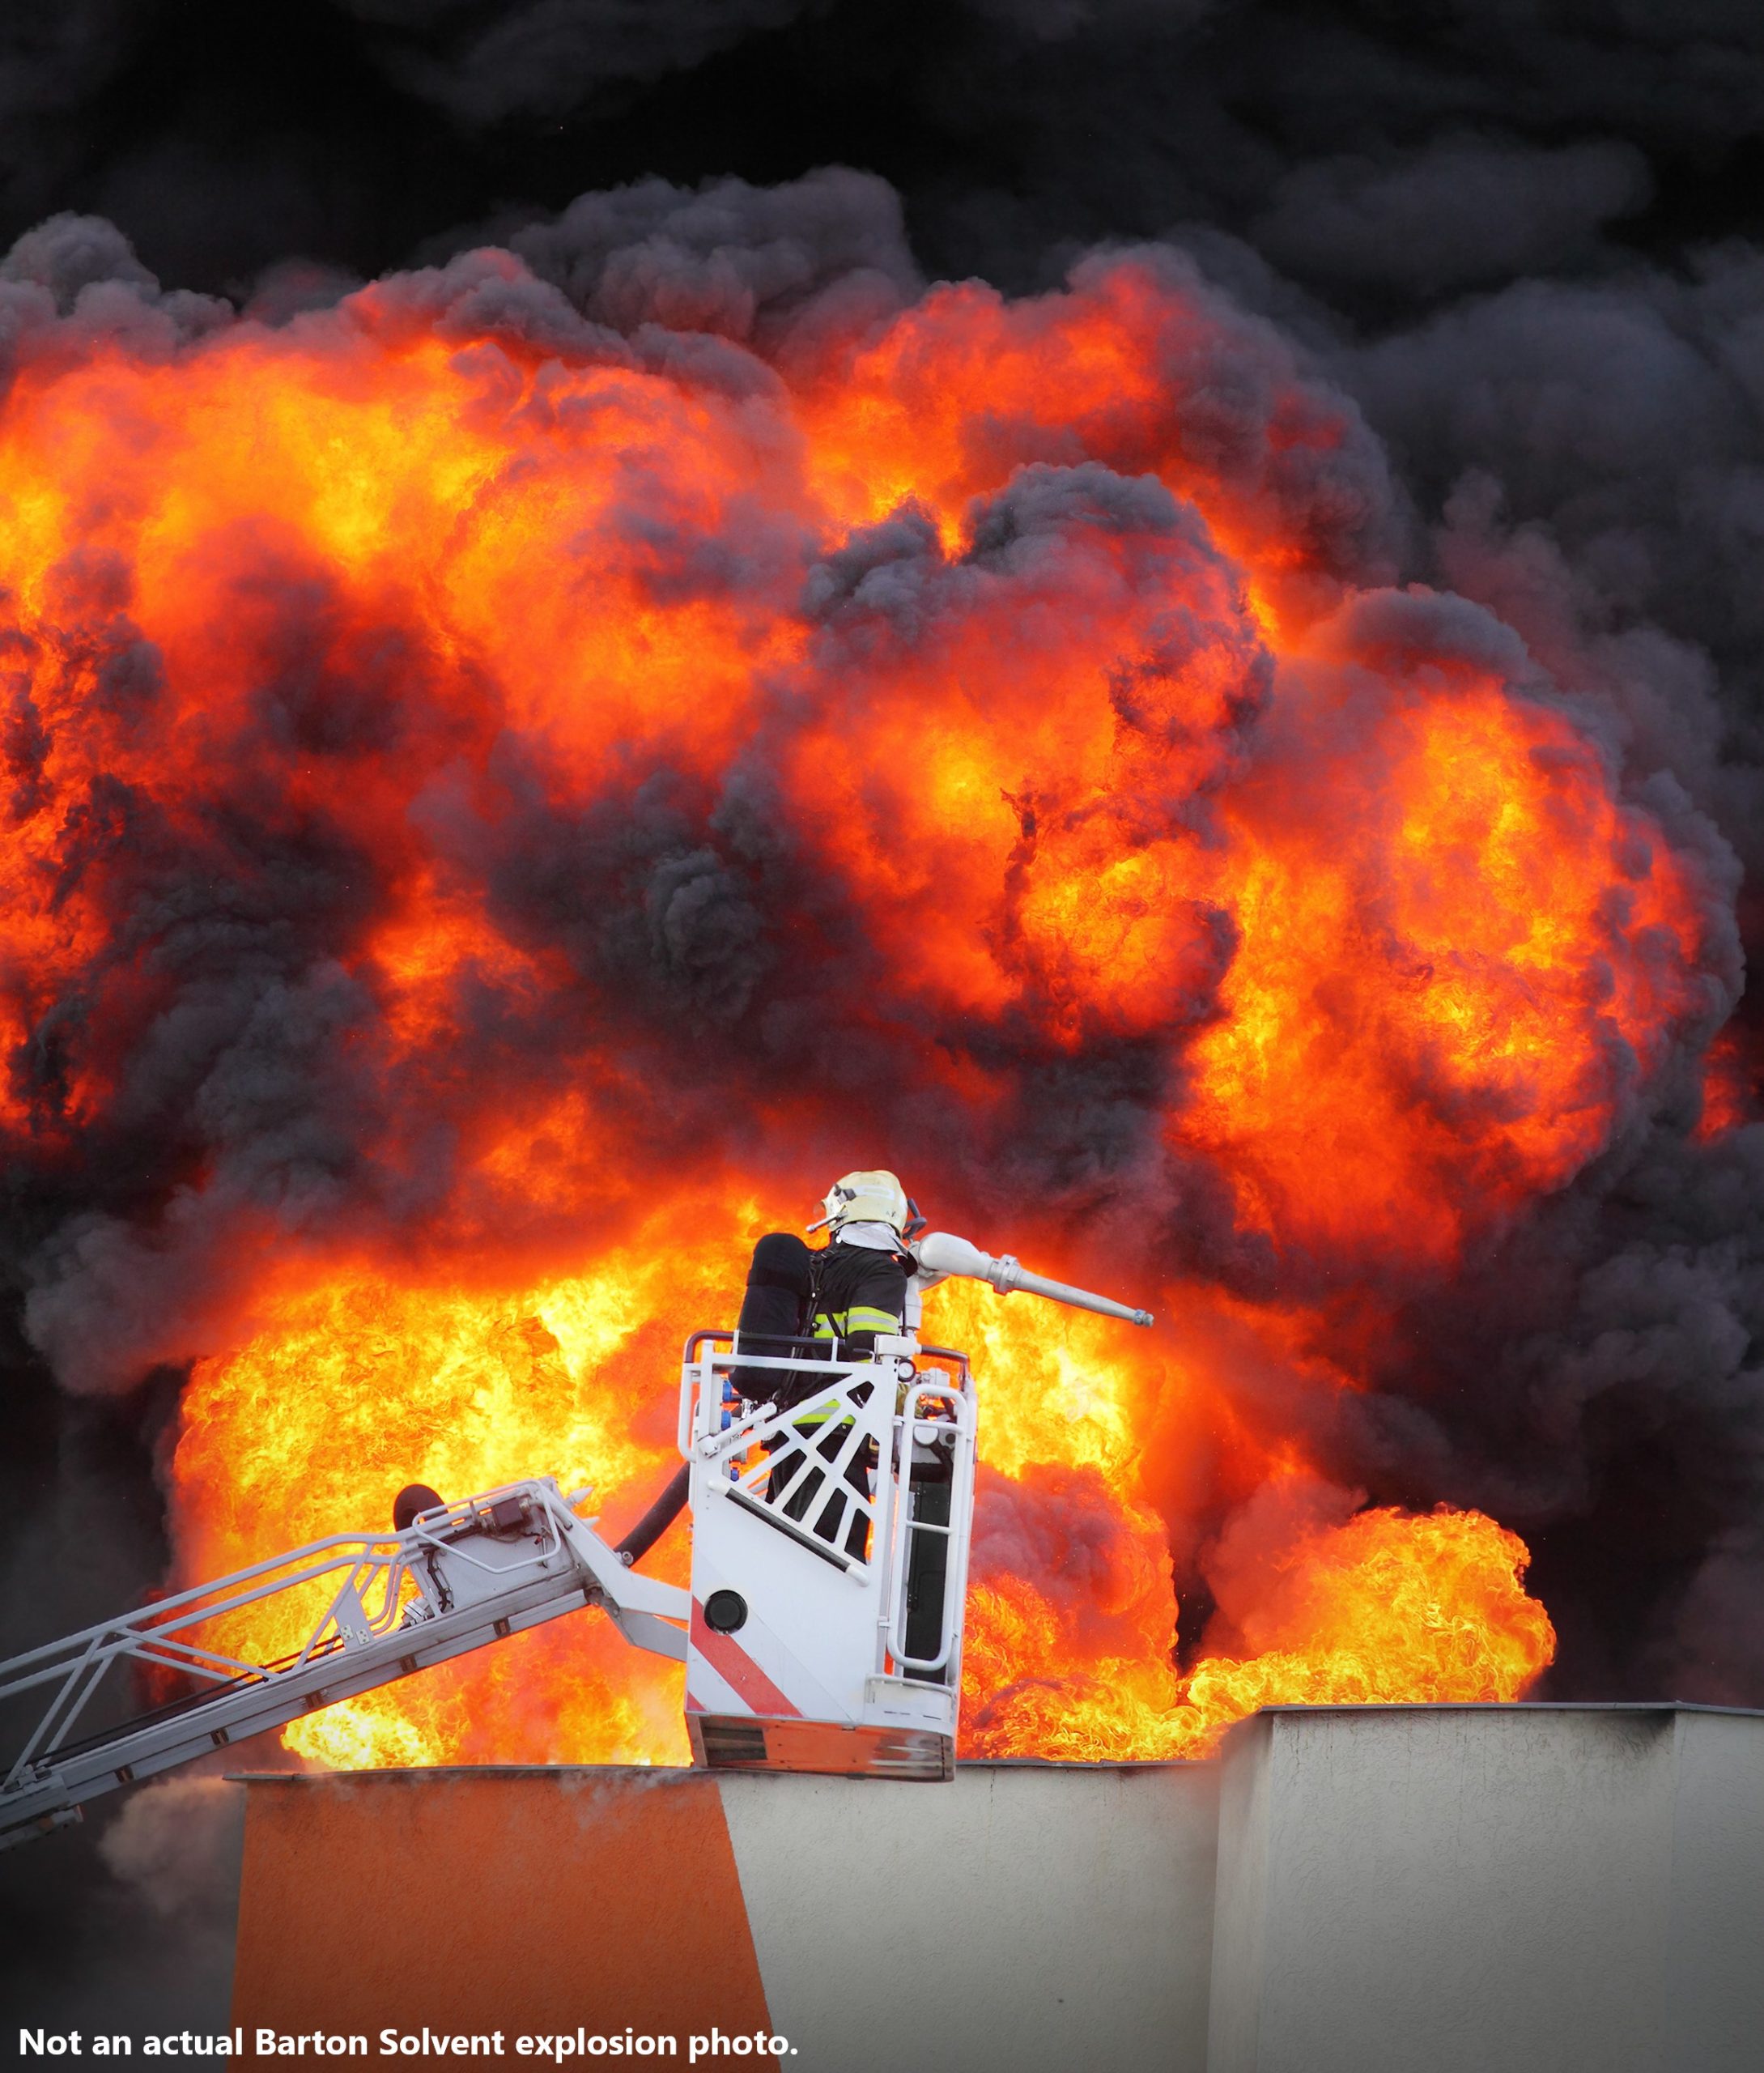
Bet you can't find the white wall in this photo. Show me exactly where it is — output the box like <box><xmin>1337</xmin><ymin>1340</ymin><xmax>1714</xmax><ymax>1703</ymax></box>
<box><xmin>719</xmin><ymin>1760</ymin><xmax>1220</xmax><ymax>2073</ymax></box>
<box><xmin>1661</xmin><ymin>1709</ymin><xmax>1764</xmax><ymax>2071</ymax></box>
<box><xmin>1205</xmin><ymin>1705</ymin><xmax>1764</xmax><ymax>2073</ymax></box>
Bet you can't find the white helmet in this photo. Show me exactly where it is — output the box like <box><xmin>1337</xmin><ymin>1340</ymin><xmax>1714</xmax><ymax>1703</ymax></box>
<box><xmin>810</xmin><ymin>1168</ymin><xmax>914</xmax><ymax>1237</ymax></box>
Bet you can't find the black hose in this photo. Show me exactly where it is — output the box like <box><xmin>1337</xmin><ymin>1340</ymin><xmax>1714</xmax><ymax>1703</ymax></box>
<box><xmin>614</xmin><ymin>1462</ymin><xmax>691</xmax><ymax>1566</ymax></box>
<box><xmin>393</xmin><ymin>1483</ymin><xmax>446</xmax><ymax>1531</ymax></box>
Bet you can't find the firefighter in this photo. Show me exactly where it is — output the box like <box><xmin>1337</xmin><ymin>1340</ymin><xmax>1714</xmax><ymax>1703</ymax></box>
<box><xmin>725</xmin><ymin>1171</ymin><xmax>954</xmax><ymax>1656</ymax></box>
<box><xmin>803</xmin><ymin>1169</ymin><xmax>952</xmax><ymax>1662</ymax></box>
<box><xmin>733</xmin><ymin>1171</ymin><xmax>921</xmax><ymax>1556</ymax></box>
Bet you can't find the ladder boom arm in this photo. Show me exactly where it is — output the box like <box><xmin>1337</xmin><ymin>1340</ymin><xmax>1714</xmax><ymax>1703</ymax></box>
<box><xmin>0</xmin><ymin>1478</ymin><xmax>686</xmax><ymax>1851</ymax></box>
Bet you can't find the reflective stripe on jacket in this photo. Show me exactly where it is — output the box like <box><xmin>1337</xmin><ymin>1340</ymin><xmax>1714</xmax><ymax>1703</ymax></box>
<box><xmin>787</xmin><ymin>1240</ymin><xmax>912</xmax><ymax>1421</ymax></box>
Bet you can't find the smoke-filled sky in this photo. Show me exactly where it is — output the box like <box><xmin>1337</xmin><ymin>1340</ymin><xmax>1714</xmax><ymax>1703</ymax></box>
<box><xmin>5</xmin><ymin>0</ymin><xmax>1764</xmax><ymax>2024</ymax></box>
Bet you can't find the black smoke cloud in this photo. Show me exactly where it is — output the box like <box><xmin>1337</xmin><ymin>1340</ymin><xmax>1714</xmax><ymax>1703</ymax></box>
<box><xmin>5</xmin><ymin>0</ymin><xmax>1764</xmax><ymax>2024</ymax></box>
<box><xmin>6</xmin><ymin>4</ymin><xmax>1762</xmax><ymax>298</ymax></box>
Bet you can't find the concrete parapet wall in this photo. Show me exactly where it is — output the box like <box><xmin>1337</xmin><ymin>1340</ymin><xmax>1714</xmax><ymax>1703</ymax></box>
<box><xmin>230</xmin><ymin>1706</ymin><xmax>1764</xmax><ymax>2073</ymax></box>
<box><xmin>1209</xmin><ymin>1705</ymin><xmax>1764</xmax><ymax>2073</ymax></box>
<box><xmin>232</xmin><ymin>1768</ymin><xmax>771</xmax><ymax>2050</ymax></box>
<box><xmin>722</xmin><ymin>1762</ymin><xmax>1217</xmax><ymax>2071</ymax></box>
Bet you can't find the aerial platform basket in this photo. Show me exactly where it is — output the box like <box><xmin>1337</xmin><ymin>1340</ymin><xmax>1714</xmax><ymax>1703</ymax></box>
<box><xmin>680</xmin><ymin>1330</ymin><xmax>978</xmax><ymax>1781</ymax></box>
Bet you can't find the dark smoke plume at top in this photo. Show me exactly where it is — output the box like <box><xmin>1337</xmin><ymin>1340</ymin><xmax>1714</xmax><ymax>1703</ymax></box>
<box><xmin>3</xmin><ymin>0</ymin><xmax>1764</xmax><ymax>2023</ymax></box>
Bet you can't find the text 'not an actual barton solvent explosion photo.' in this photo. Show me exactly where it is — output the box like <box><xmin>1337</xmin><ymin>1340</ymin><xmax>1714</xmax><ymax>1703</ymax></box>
<box><xmin>3</xmin><ymin>6</ymin><xmax>1764</xmax><ymax>2071</ymax></box>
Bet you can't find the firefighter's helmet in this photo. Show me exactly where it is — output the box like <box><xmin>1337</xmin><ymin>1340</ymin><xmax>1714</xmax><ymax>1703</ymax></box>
<box><xmin>811</xmin><ymin>1168</ymin><xmax>912</xmax><ymax>1237</ymax></box>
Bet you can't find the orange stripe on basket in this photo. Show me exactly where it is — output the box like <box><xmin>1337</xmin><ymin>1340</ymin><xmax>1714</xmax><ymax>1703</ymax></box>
<box><xmin>691</xmin><ymin>1599</ymin><xmax>803</xmax><ymax>1718</ymax></box>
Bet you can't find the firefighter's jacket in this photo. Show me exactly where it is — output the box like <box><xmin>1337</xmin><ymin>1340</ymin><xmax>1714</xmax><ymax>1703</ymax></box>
<box><xmin>780</xmin><ymin>1226</ymin><xmax>912</xmax><ymax>1424</ymax></box>
<box><xmin>811</xmin><ymin>1228</ymin><xmax>912</xmax><ymax>1351</ymax></box>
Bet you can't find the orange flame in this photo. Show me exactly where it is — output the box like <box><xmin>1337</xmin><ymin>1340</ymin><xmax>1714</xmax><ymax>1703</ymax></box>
<box><xmin>1694</xmin><ymin>1025</ymin><xmax>1758</xmax><ymax>1141</ymax></box>
<box><xmin>5</xmin><ymin>237</ymin><xmax>1720</xmax><ymax>1765</ymax></box>
<box><xmin>963</xmin><ymin>1488</ymin><xmax>1554</xmax><ymax>1760</ymax></box>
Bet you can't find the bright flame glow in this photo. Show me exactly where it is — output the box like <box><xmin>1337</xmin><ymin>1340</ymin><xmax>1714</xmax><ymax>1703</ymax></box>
<box><xmin>4</xmin><ymin>240</ymin><xmax>1719</xmax><ymax>1767</ymax></box>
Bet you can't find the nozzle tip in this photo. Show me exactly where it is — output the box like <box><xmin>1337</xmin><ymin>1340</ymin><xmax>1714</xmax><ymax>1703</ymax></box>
<box><xmin>1133</xmin><ymin>1310</ymin><xmax>1154</xmax><ymax>1328</ymax></box>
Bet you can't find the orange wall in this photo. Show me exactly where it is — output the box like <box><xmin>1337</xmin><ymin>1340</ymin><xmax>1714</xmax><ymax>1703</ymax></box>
<box><xmin>232</xmin><ymin>1769</ymin><xmax>769</xmax><ymax>2060</ymax></box>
